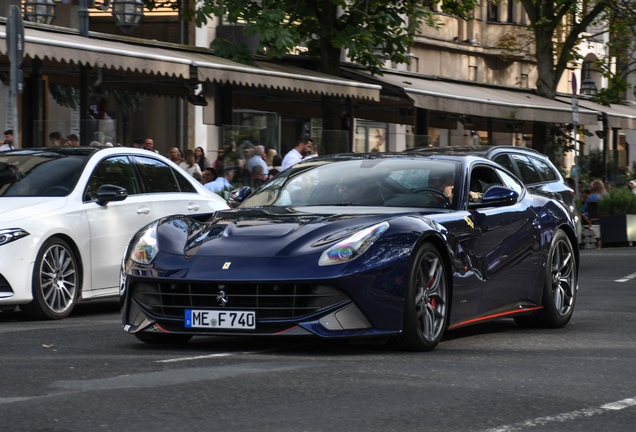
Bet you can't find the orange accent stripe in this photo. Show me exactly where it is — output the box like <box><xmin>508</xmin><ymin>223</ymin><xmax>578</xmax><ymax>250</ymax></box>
<box><xmin>156</xmin><ymin>323</ymin><xmax>170</xmax><ymax>333</ymax></box>
<box><xmin>448</xmin><ymin>306</ymin><xmax>543</xmax><ymax>329</ymax></box>
<box><xmin>274</xmin><ymin>326</ymin><xmax>299</xmax><ymax>334</ymax></box>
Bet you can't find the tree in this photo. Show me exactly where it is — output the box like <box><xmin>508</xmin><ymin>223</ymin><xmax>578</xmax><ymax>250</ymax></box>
<box><xmin>147</xmin><ymin>0</ymin><xmax>478</xmax><ymax>154</ymax></box>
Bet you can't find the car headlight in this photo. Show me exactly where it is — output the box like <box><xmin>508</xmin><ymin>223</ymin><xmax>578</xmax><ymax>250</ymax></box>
<box><xmin>0</xmin><ymin>228</ymin><xmax>29</xmax><ymax>246</ymax></box>
<box><xmin>318</xmin><ymin>221</ymin><xmax>389</xmax><ymax>266</ymax></box>
<box><xmin>131</xmin><ymin>222</ymin><xmax>159</xmax><ymax>264</ymax></box>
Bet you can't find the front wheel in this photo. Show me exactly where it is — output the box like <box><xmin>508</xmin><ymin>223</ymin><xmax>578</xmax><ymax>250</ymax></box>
<box><xmin>22</xmin><ymin>238</ymin><xmax>80</xmax><ymax>320</ymax></box>
<box><xmin>397</xmin><ymin>243</ymin><xmax>448</xmax><ymax>351</ymax></box>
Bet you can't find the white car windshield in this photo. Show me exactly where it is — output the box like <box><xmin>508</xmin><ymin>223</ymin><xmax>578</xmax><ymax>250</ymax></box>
<box><xmin>0</xmin><ymin>151</ymin><xmax>87</xmax><ymax>197</ymax></box>
<box><xmin>241</xmin><ymin>158</ymin><xmax>461</xmax><ymax>209</ymax></box>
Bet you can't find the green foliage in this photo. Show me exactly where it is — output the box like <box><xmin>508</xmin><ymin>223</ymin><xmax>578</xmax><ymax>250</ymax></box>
<box><xmin>150</xmin><ymin>0</ymin><xmax>478</xmax><ymax>75</ymax></box>
<box><xmin>578</xmin><ymin>149</ymin><xmax>605</xmax><ymax>179</ymax></box>
<box><xmin>598</xmin><ymin>187</ymin><xmax>636</xmax><ymax>216</ymax></box>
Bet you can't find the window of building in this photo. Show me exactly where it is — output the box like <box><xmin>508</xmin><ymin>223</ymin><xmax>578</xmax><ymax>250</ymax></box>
<box><xmin>507</xmin><ymin>0</ymin><xmax>515</xmax><ymax>23</ymax></box>
<box><xmin>487</xmin><ymin>1</ymin><xmax>499</xmax><ymax>22</ymax></box>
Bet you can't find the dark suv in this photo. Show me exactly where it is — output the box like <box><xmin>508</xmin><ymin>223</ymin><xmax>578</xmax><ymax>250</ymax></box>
<box><xmin>405</xmin><ymin>146</ymin><xmax>578</xmax><ymax>230</ymax></box>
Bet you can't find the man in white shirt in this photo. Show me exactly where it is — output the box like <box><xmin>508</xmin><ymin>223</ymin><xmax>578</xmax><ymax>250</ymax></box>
<box><xmin>205</xmin><ymin>165</ymin><xmax>235</xmax><ymax>193</ymax></box>
<box><xmin>0</xmin><ymin>130</ymin><xmax>15</xmax><ymax>152</ymax></box>
<box><xmin>281</xmin><ymin>136</ymin><xmax>312</xmax><ymax>171</ymax></box>
<box><xmin>247</xmin><ymin>145</ymin><xmax>269</xmax><ymax>177</ymax></box>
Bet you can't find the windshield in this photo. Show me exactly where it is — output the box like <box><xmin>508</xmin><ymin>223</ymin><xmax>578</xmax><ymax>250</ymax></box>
<box><xmin>241</xmin><ymin>158</ymin><xmax>461</xmax><ymax>210</ymax></box>
<box><xmin>0</xmin><ymin>152</ymin><xmax>88</xmax><ymax>197</ymax></box>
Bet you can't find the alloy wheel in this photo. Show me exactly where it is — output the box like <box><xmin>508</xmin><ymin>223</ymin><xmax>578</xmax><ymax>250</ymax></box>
<box><xmin>414</xmin><ymin>250</ymin><xmax>447</xmax><ymax>342</ymax></box>
<box><xmin>39</xmin><ymin>244</ymin><xmax>77</xmax><ymax>314</ymax></box>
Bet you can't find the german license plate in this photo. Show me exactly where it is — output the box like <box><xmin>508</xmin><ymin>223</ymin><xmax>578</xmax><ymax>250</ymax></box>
<box><xmin>185</xmin><ymin>310</ymin><xmax>256</xmax><ymax>329</ymax></box>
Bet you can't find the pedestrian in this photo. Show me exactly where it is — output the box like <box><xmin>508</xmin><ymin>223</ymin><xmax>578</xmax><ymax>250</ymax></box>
<box><xmin>213</xmin><ymin>147</ymin><xmax>224</xmax><ymax>171</ymax></box>
<box><xmin>251</xmin><ymin>165</ymin><xmax>267</xmax><ymax>187</ymax></box>
<box><xmin>180</xmin><ymin>149</ymin><xmax>202</xmax><ymax>178</ymax></box>
<box><xmin>67</xmin><ymin>134</ymin><xmax>80</xmax><ymax>146</ymax></box>
<box><xmin>281</xmin><ymin>135</ymin><xmax>312</xmax><ymax>171</ymax></box>
<box><xmin>168</xmin><ymin>147</ymin><xmax>183</xmax><ymax>165</ymax></box>
<box><xmin>1</xmin><ymin>129</ymin><xmax>14</xmax><ymax>151</ymax></box>
<box><xmin>205</xmin><ymin>164</ymin><xmax>235</xmax><ymax>193</ymax></box>
<box><xmin>247</xmin><ymin>145</ymin><xmax>269</xmax><ymax>177</ymax></box>
<box><xmin>629</xmin><ymin>180</ymin><xmax>636</xmax><ymax>195</ymax></box>
<box><xmin>266</xmin><ymin>148</ymin><xmax>278</xmax><ymax>169</ymax></box>
<box><xmin>144</xmin><ymin>138</ymin><xmax>159</xmax><ymax>153</ymax></box>
<box><xmin>194</xmin><ymin>146</ymin><xmax>211</xmax><ymax>172</ymax></box>
<box><xmin>132</xmin><ymin>138</ymin><xmax>144</xmax><ymax>149</ymax></box>
<box><xmin>304</xmin><ymin>140</ymin><xmax>319</xmax><ymax>160</ymax></box>
<box><xmin>203</xmin><ymin>167</ymin><xmax>217</xmax><ymax>184</ymax></box>
<box><xmin>49</xmin><ymin>131</ymin><xmax>62</xmax><ymax>146</ymax></box>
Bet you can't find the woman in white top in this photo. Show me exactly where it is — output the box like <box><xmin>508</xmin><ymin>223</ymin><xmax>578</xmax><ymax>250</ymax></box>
<box><xmin>179</xmin><ymin>149</ymin><xmax>202</xmax><ymax>177</ymax></box>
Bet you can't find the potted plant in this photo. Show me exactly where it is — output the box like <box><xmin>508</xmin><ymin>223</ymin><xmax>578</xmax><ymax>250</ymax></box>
<box><xmin>598</xmin><ymin>188</ymin><xmax>636</xmax><ymax>245</ymax></box>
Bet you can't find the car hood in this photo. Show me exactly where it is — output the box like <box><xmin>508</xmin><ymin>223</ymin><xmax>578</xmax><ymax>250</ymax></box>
<box><xmin>0</xmin><ymin>197</ymin><xmax>66</xmax><ymax>224</ymax></box>
<box><xmin>155</xmin><ymin>205</ymin><xmax>446</xmax><ymax>259</ymax></box>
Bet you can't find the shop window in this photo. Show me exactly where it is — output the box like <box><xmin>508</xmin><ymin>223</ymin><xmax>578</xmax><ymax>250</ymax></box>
<box><xmin>355</xmin><ymin>123</ymin><xmax>388</xmax><ymax>153</ymax></box>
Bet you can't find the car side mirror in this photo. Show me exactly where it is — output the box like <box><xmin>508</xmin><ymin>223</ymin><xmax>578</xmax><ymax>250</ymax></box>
<box><xmin>96</xmin><ymin>184</ymin><xmax>128</xmax><ymax>206</ymax></box>
<box><xmin>228</xmin><ymin>186</ymin><xmax>252</xmax><ymax>208</ymax></box>
<box><xmin>469</xmin><ymin>186</ymin><xmax>518</xmax><ymax>209</ymax></box>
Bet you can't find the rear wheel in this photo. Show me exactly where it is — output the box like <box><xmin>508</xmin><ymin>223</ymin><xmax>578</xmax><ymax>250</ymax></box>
<box><xmin>397</xmin><ymin>243</ymin><xmax>448</xmax><ymax>351</ymax></box>
<box><xmin>22</xmin><ymin>238</ymin><xmax>79</xmax><ymax>320</ymax></box>
<box><xmin>135</xmin><ymin>332</ymin><xmax>193</xmax><ymax>344</ymax></box>
<box><xmin>515</xmin><ymin>229</ymin><xmax>576</xmax><ymax>328</ymax></box>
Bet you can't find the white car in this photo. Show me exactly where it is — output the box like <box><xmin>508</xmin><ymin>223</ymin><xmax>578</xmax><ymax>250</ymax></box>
<box><xmin>0</xmin><ymin>147</ymin><xmax>230</xmax><ymax>319</ymax></box>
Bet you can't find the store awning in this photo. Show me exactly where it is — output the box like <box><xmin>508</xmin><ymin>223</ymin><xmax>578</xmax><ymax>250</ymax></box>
<box><xmin>191</xmin><ymin>55</ymin><xmax>381</xmax><ymax>101</ymax></box>
<box><xmin>557</xmin><ymin>97</ymin><xmax>636</xmax><ymax>129</ymax></box>
<box><xmin>353</xmin><ymin>70</ymin><xmax>599</xmax><ymax>124</ymax></box>
<box><xmin>0</xmin><ymin>23</ymin><xmax>380</xmax><ymax>101</ymax></box>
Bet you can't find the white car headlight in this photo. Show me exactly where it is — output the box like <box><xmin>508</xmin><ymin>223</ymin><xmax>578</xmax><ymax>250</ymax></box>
<box><xmin>131</xmin><ymin>222</ymin><xmax>159</xmax><ymax>264</ymax></box>
<box><xmin>318</xmin><ymin>221</ymin><xmax>389</xmax><ymax>266</ymax></box>
<box><xmin>0</xmin><ymin>228</ymin><xmax>29</xmax><ymax>246</ymax></box>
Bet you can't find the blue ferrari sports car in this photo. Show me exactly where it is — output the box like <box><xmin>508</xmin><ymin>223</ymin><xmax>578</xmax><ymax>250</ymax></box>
<box><xmin>120</xmin><ymin>153</ymin><xmax>578</xmax><ymax>351</ymax></box>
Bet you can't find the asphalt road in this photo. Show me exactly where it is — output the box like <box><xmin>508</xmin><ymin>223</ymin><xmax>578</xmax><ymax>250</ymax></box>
<box><xmin>1</xmin><ymin>248</ymin><xmax>636</xmax><ymax>432</ymax></box>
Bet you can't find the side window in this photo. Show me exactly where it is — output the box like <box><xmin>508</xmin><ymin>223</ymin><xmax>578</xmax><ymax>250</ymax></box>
<box><xmin>133</xmin><ymin>156</ymin><xmax>180</xmax><ymax>193</ymax></box>
<box><xmin>496</xmin><ymin>168</ymin><xmax>523</xmax><ymax>196</ymax></box>
<box><xmin>511</xmin><ymin>154</ymin><xmax>542</xmax><ymax>184</ymax></box>
<box><xmin>468</xmin><ymin>165</ymin><xmax>504</xmax><ymax>202</ymax></box>
<box><xmin>493</xmin><ymin>154</ymin><xmax>516</xmax><ymax>174</ymax></box>
<box><xmin>85</xmin><ymin>156</ymin><xmax>138</xmax><ymax>202</ymax></box>
<box><xmin>174</xmin><ymin>168</ymin><xmax>197</xmax><ymax>193</ymax></box>
<box><xmin>531</xmin><ymin>157</ymin><xmax>558</xmax><ymax>182</ymax></box>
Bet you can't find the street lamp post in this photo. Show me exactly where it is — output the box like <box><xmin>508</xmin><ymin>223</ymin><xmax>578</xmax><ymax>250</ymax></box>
<box><xmin>23</xmin><ymin>0</ymin><xmax>143</xmax><ymax>146</ymax></box>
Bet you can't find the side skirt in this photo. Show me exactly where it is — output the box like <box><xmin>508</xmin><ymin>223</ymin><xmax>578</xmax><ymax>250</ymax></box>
<box><xmin>447</xmin><ymin>301</ymin><xmax>542</xmax><ymax>330</ymax></box>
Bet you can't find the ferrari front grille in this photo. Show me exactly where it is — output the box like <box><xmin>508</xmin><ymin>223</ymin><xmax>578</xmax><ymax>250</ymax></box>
<box><xmin>131</xmin><ymin>282</ymin><xmax>350</xmax><ymax>320</ymax></box>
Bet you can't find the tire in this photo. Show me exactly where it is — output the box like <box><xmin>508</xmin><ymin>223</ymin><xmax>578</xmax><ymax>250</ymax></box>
<box><xmin>516</xmin><ymin>229</ymin><xmax>577</xmax><ymax>328</ymax></box>
<box><xmin>397</xmin><ymin>243</ymin><xmax>449</xmax><ymax>351</ymax></box>
<box><xmin>135</xmin><ymin>332</ymin><xmax>193</xmax><ymax>344</ymax></box>
<box><xmin>21</xmin><ymin>238</ymin><xmax>80</xmax><ymax>320</ymax></box>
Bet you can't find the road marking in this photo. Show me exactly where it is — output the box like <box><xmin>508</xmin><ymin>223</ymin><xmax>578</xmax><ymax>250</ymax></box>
<box><xmin>51</xmin><ymin>362</ymin><xmax>311</xmax><ymax>391</ymax></box>
<box><xmin>615</xmin><ymin>272</ymin><xmax>636</xmax><ymax>282</ymax></box>
<box><xmin>156</xmin><ymin>351</ymin><xmax>262</xmax><ymax>363</ymax></box>
<box><xmin>484</xmin><ymin>396</ymin><xmax>636</xmax><ymax>432</ymax></box>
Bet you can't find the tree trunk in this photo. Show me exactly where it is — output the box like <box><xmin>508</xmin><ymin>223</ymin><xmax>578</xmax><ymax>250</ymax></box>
<box><xmin>319</xmin><ymin>0</ymin><xmax>345</xmax><ymax>155</ymax></box>
<box><xmin>531</xmin><ymin>21</ymin><xmax>556</xmax><ymax>154</ymax></box>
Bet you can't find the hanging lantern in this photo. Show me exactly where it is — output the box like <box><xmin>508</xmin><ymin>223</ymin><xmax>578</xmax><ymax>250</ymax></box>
<box><xmin>111</xmin><ymin>0</ymin><xmax>144</xmax><ymax>36</ymax></box>
<box><xmin>23</xmin><ymin>0</ymin><xmax>56</xmax><ymax>25</ymax></box>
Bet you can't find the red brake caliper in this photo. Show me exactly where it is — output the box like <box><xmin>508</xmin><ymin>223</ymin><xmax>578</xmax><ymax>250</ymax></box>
<box><xmin>428</xmin><ymin>276</ymin><xmax>437</xmax><ymax>308</ymax></box>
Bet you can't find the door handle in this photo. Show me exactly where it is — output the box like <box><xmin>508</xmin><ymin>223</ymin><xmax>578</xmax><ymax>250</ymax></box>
<box><xmin>187</xmin><ymin>204</ymin><xmax>200</xmax><ymax>212</ymax></box>
<box><xmin>136</xmin><ymin>207</ymin><xmax>151</xmax><ymax>215</ymax></box>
